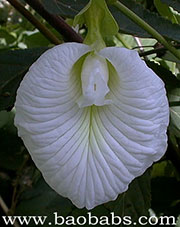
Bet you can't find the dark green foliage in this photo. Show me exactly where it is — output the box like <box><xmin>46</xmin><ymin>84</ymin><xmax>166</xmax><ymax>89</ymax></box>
<box><xmin>41</xmin><ymin>0</ymin><xmax>89</xmax><ymax>17</ymax></box>
<box><xmin>0</xmin><ymin>48</ymin><xmax>48</xmax><ymax>111</ymax></box>
<box><xmin>40</xmin><ymin>0</ymin><xmax>180</xmax><ymax>41</ymax></box>
<box><xmin>147</xmin><ymin>61</ymin><xmax>180</xmax><ymax>136</ymax></box>
<box><xmin>110</xmin><ymin>0</ymin><xmax>180</xmax><ymax>41</ymax></box>
<box><xmin>162</xmin><ymin>0</ymin><xmax>180</xmax><ymax>12</ymax></box>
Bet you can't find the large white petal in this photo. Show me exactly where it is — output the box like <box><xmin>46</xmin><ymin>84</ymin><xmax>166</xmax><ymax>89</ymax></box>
<box><xmin>98</xmin><ymin>48</ymin><xmax>169</xmax><ymax>173</ymax></box>
<box><xmin>15</xmin><ymin>45</ymin><xmax>169</xmax><ymax>210</ymax></box>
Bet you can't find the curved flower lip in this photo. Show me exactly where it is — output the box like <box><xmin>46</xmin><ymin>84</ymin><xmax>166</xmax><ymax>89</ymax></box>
<box><xmin>77</xmin><ymin>53</ymin><xmax>112</xmax><ymax>108</ymax></box>
<box><xmin>14</xmin><ymin>43</ymin><xmax>169</xmax><ymax>210</ymax></box>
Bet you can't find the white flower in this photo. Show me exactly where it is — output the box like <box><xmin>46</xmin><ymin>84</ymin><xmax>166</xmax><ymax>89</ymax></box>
<box><xmin>15</xmin><ymin>43</ymin><xmax>169</xmax><ymax>210</ymax></box>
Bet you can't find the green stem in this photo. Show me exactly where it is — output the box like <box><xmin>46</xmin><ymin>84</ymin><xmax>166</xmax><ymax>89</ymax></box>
<box><xmin>116</xmin><ymin>33</ymin><xmax>131</xmax><ymax>49</ymax></box>
<box><xmin>84</xmin><ymin>0</ymin><xmax>106</xmax><ymax>50</ymax></box>
<box><xmin>113</xmin><ymin>1</ymin><xmax>180</xmax><ymax>59</ymax></box>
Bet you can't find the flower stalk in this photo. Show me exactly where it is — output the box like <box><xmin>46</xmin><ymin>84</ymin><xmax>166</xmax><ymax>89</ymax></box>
<box><xmin>113</xmin><ymin>1</ymin><xmax>180</xmax><ymax>59</ymax></box>
<box><xmin>74</xmin><ymin>0</ymin><xmax>118</xmax><ymax>50</ymax></box>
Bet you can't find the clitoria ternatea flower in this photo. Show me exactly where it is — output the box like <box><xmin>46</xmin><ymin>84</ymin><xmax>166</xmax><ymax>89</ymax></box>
<box><xmin>15</xmin><ymin>43</ymin><xmax>169</xmax><ymax>209</ymax></box>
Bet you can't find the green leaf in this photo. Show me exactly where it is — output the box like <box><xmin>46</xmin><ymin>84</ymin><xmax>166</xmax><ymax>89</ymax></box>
<box><xmin>0</xmin><ymin>47</ymin><xmax>48</xmax><ymax>111</ymax></box>
<box><xmin>0</xmin><ymin>6</ymin><xmax>9</xmax><ymax>24</ymax></box>
<box><xmin>104</xmin><ymin>170</ymin><xmax>151</xmax><ymax>226</ymax></box>
<box><xmin>41</xmin><ymin>0</ymin><xmax>89</xmax><ymax>17</ymax></box>
<box><xmin>41</xmin><ymin>0</ymin><xmax>180</xmax><ymax>42</ymax></box>
<box><xmin>23</xmin><ymin>31</ymin><xmax>51</xmax><ymax>48</ymax></box>
<box><xmin>162</xmin><ymin>51</ymin><xmax>180</xmax><ymax>64</ymax></box>
<box><xmin>0</xmin><ymin>111</ymin><xmax>13</xmax><ymax>129</ymax></box>
<box><xmin>151</xmin><ymin>177</ymin><xmax>180</xmax><ymax>216</ymax></box>
<box><xmin>0</xmin><ymin>128</ymin><xmax>24</xmax><ymax>170</ymax></box>
<box><xmin>154</xmin><ymin>0</ymin><xmax>178</xmax><ymax>24</ymax></box>
<box><xmin>0</xmin><ymin>28</ymin><xmax>16</xmax><ymax>45</ymax></box>
<box><xmin>147</xmin><ymin>61</ymin><xmax>180</xmax><ymax>140</ymax></box>
<box><xmin>161</xmin><ymin>0</ymin><xmax>180</xmax><ymax>12</ymax></box>
<box><xmin>146</xmin><ymin>61</ymin><xmax>180</xmax><ymax>92</ymax></box>
<box><xmin>110</xmin><ymin>0</ymin><xmax>180</xmax><ymax>42</ymax></box>
<box><xmin>177</xmin><ymin>216</ymin><xmax>180</xmax><ymax>227</ymax></box>
<box><xmin>169</xmin><ymin>88</ymin><xmax>180</xmax><ymax>133</ymax></box>
<box><xmin>15</xmin><ymin>170</ymin><xmax>151</xmax><ymax>226</ymax></box>
<box><xmin>16</xmin><ymin>176</ymin><xmax>74</xmax><ymax>227</ymax></box>
<box><xmin>114</xmin><ymin>34</ymin><xmax>156</xmax><ymax>55</ymax></box>
<box><xmin>151</xmin><ymin>160</ymin><xmax>178</xmax><ymax>179</ymax></box>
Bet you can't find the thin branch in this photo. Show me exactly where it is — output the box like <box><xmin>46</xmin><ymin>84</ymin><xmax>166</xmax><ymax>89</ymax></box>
<box><xmin>139</xmin><ymin>47</ymin><xmax>166</xmax><ymax>57</ymax></box>
<box><xmin>7</xmin><ymin>0</ymin><xmax>61</xmax><ymax>45</ymax></box>
<box><xmin>25</xmin><ymin>0</ymin><xmax>83</xmax><ymax>43</ymax></box>
<box><xmin>139</xmin><ymin>44</ymin><xmax>180</xmax><ymax>57</ymax></box>
<box><xmin>0</xmin><ymin>195</ymin><xmax>20</xmax><ymax>227</ymax></box>
<box><xmin>139</xmin><ymin>44</ymin><xmax>177</xmax><ymax>57</ymax></box>
<box><xmin>0</xmin><ymin>195</ymin><xmax>8</xmax><ymax>214</ymax></box>
<box><xmin>134</xmin><ymin>37</ymin><xmax>144</xmax><ymax>52</ymax></box>
<box><xmin>132</xmin><ymin>45</ymin><xmax>155</xmax><ymax>49</ymax></box>
<box><xmin>134</xmin><ymin>36</ymin><xmax>148</xmax><ymax>60</ymax></box>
